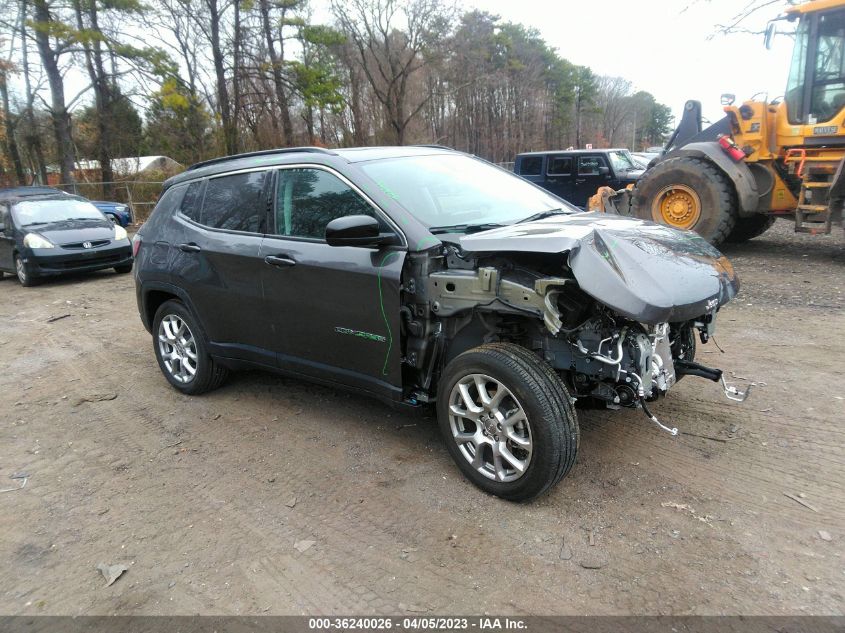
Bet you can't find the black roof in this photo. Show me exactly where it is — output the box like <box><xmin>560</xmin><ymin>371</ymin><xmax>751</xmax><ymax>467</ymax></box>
<box><xmin>168</xmin><ymin>145</ymin><xmax>459</xmax><ymax>188</ymax></box>
<box><xmin>186</xmin><ymin>147</ymin><xmax>336</xmax><ymax>172</ymax></box>
<box><xmin>516</xmin><ymin>148</ymin><xmax>630</xmax><ymax>156</ymax></box>
<box><xmin>0</xmin><ymin>186</ymin><xmax>71</xmax><ymax>201</ymax></box>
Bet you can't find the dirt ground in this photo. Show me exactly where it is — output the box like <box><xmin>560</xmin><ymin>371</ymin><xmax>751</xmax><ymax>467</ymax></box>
<box><xmin>0</xmin><ymin>218</ymin><xmax>843</xmax><ymax>616</ymax></box>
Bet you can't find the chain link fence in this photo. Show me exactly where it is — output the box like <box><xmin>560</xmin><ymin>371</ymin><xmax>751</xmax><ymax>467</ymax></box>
<box><xmin>55</xmin><ymin>180</ymin><xmax>165</xmax><ymax>224</ymax></box>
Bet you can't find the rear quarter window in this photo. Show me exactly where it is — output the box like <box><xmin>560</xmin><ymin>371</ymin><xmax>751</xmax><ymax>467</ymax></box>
<box><xmin>518</xmin><ymin>156</ymin><xmax>543</xmax><ymax>176</ymax></box>
<box><xmin>180</xmin><ymin>180</ymin><xmax>204</xmax><ymax>222</ymax></box>
<box><xmin>151</xmin><ymin>184</ymin><xmax>187</xmax><ymax>221</ymax></box>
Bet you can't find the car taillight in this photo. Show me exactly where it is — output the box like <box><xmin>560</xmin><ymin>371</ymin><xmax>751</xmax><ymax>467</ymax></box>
<box><xmin>132</xmin><ymin>233</ymin><xmax>142</xmax><ymax>257</ymax></box>
<box><xmin>717</xmin><ymin>134</ymin><xmax>746</xmax><ymax>162</ymax></box>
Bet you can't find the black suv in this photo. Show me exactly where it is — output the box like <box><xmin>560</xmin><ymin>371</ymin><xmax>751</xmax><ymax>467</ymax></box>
<box><xmin>0</xmin><ymin>187</ymin><xmax>133</xmax><ymax>286</ymax></box>
<box><xmin>135</xmin><ymin>146</ymin><xmax>747</xmax><ymax>501</ymax></box>
<box><xmin>513</xmin><ymin>149</ymin><xmax>644</xmax><ymax>208</ymax></box>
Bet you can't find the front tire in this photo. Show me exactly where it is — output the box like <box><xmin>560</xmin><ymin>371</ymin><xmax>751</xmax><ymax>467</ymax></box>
<box><xmin>15</xmin><ymin>255</ymin><xmax>39</xmax><ymax>287</ymax></box>
<box><xmin>632</xmin><ymin>156</ymin><xmax>737</xmax><ymax>246</ymax></box>
<box><xmin>114</xmin><ymin>263</ymin><xmax>133</xmax><ymax>274</ymax></box>
<box><xmin>152</xmin><ymin>299</ymin><xmax>228</xmax><ymax>395</ymax></box>
<box><xmin>437</xmin><ymin>343</ymin><xmax>578</xmax><ymax>501</ymax></box>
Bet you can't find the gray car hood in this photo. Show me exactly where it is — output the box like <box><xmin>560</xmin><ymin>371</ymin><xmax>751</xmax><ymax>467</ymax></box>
<box><xmin>459</xmin><ymin>212</ymin><xmax>739</xmax><ymax>324</ymax></box>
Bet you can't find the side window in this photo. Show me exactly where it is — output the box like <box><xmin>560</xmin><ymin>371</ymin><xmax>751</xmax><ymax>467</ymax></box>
<box><xmin>0</xmin><ymin>204</ymin><xmax>9</xmax><ymax>230</ymax></box>
<box><xmin>518</xmin><ymin>156</ymin><xmax>543</xmax><ymax>176</ymax></box>
<box><xmin>152</xmin><ymin>184</ymin><xmax>187</xmax><ymax>219</ymax></box>
<box><xmin>578</xmin><ymin>156</ymin><xmax>606</xmax><ymax>176</ymax></box>
<box><xmin>202</xmin><ymin>171</ymin><xmax>268</xmax><ymax>233</ymax></box>
<box><xmin>547</xmin><ymin>156</ymin><xmax>572</xmax><ymax>176</ymax></box>
<box><xmin>180</xmin><ymin>181</ymin><xmax>204</xmax><ymax>222</ymax></box>
<box><xmin>273</xmin><ymin>168</ymin><xmax>378</xmax><ymax>240</ymax></box>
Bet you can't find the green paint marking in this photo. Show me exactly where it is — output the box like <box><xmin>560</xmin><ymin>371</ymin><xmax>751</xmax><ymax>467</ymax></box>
<box><xmin>377</xmin><ymin>251</ymin><xmax>399</xmax><ymax>376</ymax></box>
<box><xmin>334</xmin><ymin>327</ymin><xmax>386</xmax><ymax>343</ymax></box>
<box><xmin>374</xmin><ymin>180</ymin><xmax>401</xmax><ymax>201</ymax></box>
<box><xmin>415</xmin><ymin>235</ymin><xmax>441</xmax><ymax>250</ymax></box>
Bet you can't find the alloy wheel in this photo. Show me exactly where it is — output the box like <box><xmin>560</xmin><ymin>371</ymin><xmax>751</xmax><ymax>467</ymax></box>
<box><xmin>158</xmin><ymin>314</ymin><xmax>198</xmax><ymax>384</ymax></box>
<box><xmin>448</xmin><ymin>373</ymin><xmax>532</xmax><ymax>482</ymax></box>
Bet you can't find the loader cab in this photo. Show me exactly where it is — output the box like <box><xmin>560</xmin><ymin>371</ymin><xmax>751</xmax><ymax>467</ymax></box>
<box><xmin>783</xmin><ymin>5</ymin><xmax>845</xmax><ymax>130</ymax></box>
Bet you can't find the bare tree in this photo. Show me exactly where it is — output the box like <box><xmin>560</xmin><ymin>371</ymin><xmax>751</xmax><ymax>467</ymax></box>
<box><xmin>73</xmin><ymin>0</ymin><xmax>117</xmax><ymax>195</ymax></box>
<box><xmin>331</xmin><ymin>0</ymin><xmax>453</xmax><ymax>145</ymax></box>
<box><xmin>0</xmin><ymin>57</ymin><xmax>25</xmax><ymax>184</ymax></box>
<box><xmin>31</xmin><ymin>0</ymin><xmax>75</xmax><ymax>185</ymax></box>
<box><xmin>19</xmin><ymin>0</ymin><xmax>48</xmax><ymax>184</ymax></box>
<box><xmin>595</xmin><ymin>76</ymin><xmax>632</xmax><ymax>147</ymax></box>
<box><xmin>258</xmin><ymin>0</ymin><xmax>296</xmax><ymax>145</ymax></box>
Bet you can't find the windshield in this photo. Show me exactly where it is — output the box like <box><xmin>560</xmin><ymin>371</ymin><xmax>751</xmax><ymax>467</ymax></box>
<box><xmin>786</xmin><ymin>10</ymin><xmax>845</xmax><ymax>124</ymax></box>
<box><xmin>12</xmin><ymin>198</ymin><xmax>105</xmax><ymax>226</ymax></box>
<box><xmin>359</xmin><ymin>154</ymin><xmax>576</xmax><ymax>230</ymax></box>
<box><xmin>607</xmin><ymin>150</ymin><xmax>638</xmax><ymax>172</ymax></box>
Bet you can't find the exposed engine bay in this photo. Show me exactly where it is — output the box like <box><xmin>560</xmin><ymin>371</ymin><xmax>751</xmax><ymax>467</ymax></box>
<box><xmin>399</xmin><ymin>214</ymin><xmax>750</xmax><ymax>434</ymax></box>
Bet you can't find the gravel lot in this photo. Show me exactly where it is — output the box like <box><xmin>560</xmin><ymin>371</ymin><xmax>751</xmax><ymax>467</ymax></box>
<box><xmin>0</xmin><ymin>218</ymin><xmax>843</xmax><ymax>615</ymax></box>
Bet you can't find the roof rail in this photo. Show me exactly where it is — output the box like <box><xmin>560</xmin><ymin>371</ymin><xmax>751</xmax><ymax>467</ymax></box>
<box><xmin>413</xmin><ymin>144</ymin><xmax>454</xmax><ymax>151</ymax></box>
<box><xmin>186</xmin><ymin>146</ymin><xmax>336</xmax><ymax>172</ymax></box>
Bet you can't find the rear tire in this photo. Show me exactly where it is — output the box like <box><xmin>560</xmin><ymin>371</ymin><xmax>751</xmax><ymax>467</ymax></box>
<box><xmin>436</xmin><ymin>342</ymin><xmax>578</xmax><ymax>501</ymax></box>
<box><xmin>724</xmin><ymin>214</ymin><xmax>775</xmax><ymax>243</ymax></box>
<box><xmin>632</xmin><ymin>156</ymin><xmax>737</xmax><ymax>246</ymax></box>
<box><xmin>152</xmin><ymin>299</ymin><xmax>228</xmax><ymax>395</ymax></box>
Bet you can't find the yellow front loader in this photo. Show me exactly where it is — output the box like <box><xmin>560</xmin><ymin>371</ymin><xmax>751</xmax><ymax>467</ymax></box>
<box><xmin>593</xmin><ymin>0</ymin><xmax>845</xmax><ymax>245</ymax></box>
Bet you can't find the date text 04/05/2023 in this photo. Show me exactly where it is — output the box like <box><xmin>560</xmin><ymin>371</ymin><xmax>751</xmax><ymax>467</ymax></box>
<box><xmin>308</xmin><ymin>617</ymin><xmax>528</xmax><ymax>630</ymax></box>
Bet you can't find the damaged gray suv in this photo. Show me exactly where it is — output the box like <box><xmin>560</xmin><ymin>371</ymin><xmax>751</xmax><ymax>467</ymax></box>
<box><xmin>134</xmin><ymin>146</ymin><xmax>748</xmax><ymax>501</ymax></box>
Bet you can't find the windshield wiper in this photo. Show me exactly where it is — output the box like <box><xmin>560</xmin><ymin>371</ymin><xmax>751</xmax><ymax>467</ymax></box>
<box><xmin>22</xmin><ymin>221</ymin><xmax>49</xmax><ymax>226</ymax></box>
<box><xmin>429</xmin><ymin>222</ymin><xmax>505</xmax><ymax>235</ymax></box>
<box><xmin>516</xmin><ymin>208</ymin><xmax>567</xmax><ymax>224</ymax></box>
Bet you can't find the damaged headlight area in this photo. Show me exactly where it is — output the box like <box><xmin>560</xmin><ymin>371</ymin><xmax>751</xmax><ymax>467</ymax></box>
<box><xmin>413</xmin><ymin>252</ymin><xmax>749</xmax><ymax>436</ymax></box>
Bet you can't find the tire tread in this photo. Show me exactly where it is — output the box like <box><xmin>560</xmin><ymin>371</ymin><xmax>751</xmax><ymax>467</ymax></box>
<box><xmin>439</xmin><ymin>342</ymin><xmax>579</xmax><ymax>501</ymax></box>
<box><xmin>153</xmin><ymin>299</ymin><xmax>229</xmax><ymax>395</ymax></box>
<box><xmin>632</xmin><ymin>156</ymin><xmax>737</xmax><ymax>245</ymax></box>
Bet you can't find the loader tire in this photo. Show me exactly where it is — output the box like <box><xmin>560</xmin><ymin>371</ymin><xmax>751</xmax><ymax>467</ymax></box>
<box><xmin>631</xmin><ymin>156</ymin><xmax>737</xmax><ymax>246</ymax></box>
<box><xmin>724</xmin><ymin>214</ymin><xmax>776</xmax><ymax>243</ymax></box>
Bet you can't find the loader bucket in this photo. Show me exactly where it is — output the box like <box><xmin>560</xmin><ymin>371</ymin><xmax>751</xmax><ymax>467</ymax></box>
<box><xmin>589</xmin><ymin>185</ymin><xmax>633</xmax><ymax>215</ymax></box>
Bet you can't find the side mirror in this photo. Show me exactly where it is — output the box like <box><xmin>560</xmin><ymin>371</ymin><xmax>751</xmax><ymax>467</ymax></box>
<box><xmin>325</xmin><ymin>215</ymin><xmax>397</xmax><ymax>247</ymax></box>
<box><xmin>598</xmin><ymin>166</ymin><xmax>610</xmax><ymax>176</ymax></box>
<box><xmin>764</xmin><ymin>22</ymin><xmax>775</xmax><ymax>50</ymax></box>
<box><xmin>721</xmin><ymin>93</ymin><xmax>736</xmax><ymax>106</ymax></box>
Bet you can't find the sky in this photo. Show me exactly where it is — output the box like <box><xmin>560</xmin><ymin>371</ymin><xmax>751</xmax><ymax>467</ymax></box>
<box><xmin>314</xmin><ymin>0</ymin><xmax>796</xmax><ymax>126</ymax></box>
<box><xmin>455</xmin><ymin>0</ymin><xmax>796</xmax><ymax>124</ymax></box>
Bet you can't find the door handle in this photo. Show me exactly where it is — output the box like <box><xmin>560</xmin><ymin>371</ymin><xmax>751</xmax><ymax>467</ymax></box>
<box><xmin>575</xmin><ymin>178</ymin><xmax>586</xmax><ymax>184</ymax></box>
<box><xmin>264</xmin><ymin>255</ymin><xmax>296</xmax><ymax>268</ymax></box>
<box><xmin>178</xmin><ymin>242</ymin><xmax>201</xmax><ymax>253</ymax></box>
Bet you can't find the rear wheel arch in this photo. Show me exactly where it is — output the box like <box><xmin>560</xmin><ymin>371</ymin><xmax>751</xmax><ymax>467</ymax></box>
<box><xmin>143</xmin><ymin>286</ymin><xmax>204</xmax><ymax>334</ymax></box>
<box><xmin>145</xmin><ymin>289</ymin><xmax>179</xmax><ymax>329</ymax></box>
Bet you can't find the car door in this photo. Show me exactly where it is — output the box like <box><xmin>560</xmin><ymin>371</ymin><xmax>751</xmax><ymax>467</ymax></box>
<box><xmin>573</xmin><ymin>155</ymin><xmax>611</xmax><ymax>208</ymax></box>
<box><xmin>174</xmin><ymin>169</ymin><xmax>275</xmax><ymax>366</ymax></box>
<box><xmin>260</xmin><ymin>166</ymin><xmax>406</xmax><ymax>399</ymax></box>
<box><xmin>0</xmin><ymin>203</ymin><xmax>14</xmax><ymax>271</ymax></box>
<box><xmin>543</xmin><ymin>155</ymin><xmax>574</xmax><ymax>203</ymax></box>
